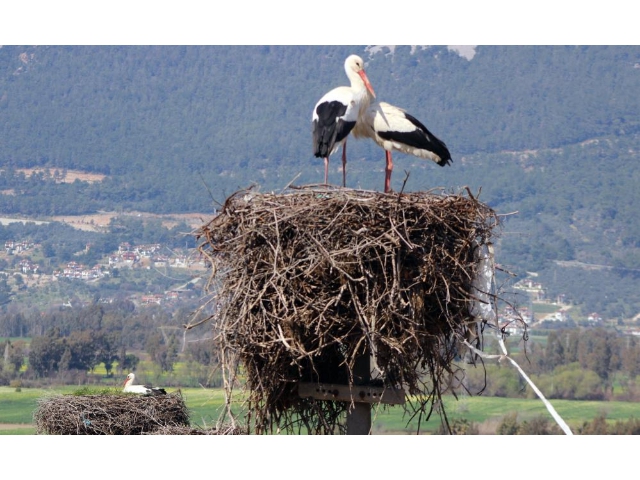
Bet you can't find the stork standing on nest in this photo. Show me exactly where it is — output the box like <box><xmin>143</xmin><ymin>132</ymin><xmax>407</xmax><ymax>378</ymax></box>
<box><xmin>352</xmin><ymin>100</ymin><xmax>452</xmax><ymax>193</ymax></box>
<box><xmin>312</xmin><ymin>54</ymin><xmax>376</xmax><ymax>187</ymax></box>
<box><xmin>122</xmin><ymin>372</ymin><xmax>166</xmax><ymax>396</ymax></box>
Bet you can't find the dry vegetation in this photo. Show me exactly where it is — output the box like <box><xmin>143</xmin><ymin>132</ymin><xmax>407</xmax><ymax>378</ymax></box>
<box><xmin>145</xmin><ymin>424</ymin><xmax>245</xmax><ymax>435</ymax></box>
<box><xmin>15</xmin><ymin>168</ymin><xmax>106</xmax><ymax>184</ymax></box>
<box><xmin>50</xmin><ymin>211</ymin><xmax>208</xmax><ymax>232</ymax></box>
<box><xmin>196</xmin><ymin>185</ymin><xmax>503</xmax><ymax>434</ymax></box>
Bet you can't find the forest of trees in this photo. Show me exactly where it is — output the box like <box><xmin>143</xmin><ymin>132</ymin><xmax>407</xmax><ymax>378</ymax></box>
<box><xmin>1</xmin><ymin>45</ymin><xmax>639</xmax><ymax>317</ymax></box>
<box><xmin>461</xmin><ymin>329</ymin><xmax>640</xmax><ymax>402</ymax></box>
<box><xmin>3</xmin><ymin>301</ymin><xmax>640</xmax><ymax>401</ymax></box>
<box><xmin>0</xmin><ymin>300</ymin><xmax>218</xmax><ymax>387</ymax></box>
<box><xmin>3</xmin><ymin>46</ymin><xmax>638</xmax><ymax>178</ymax></box>
<box><xmin>1</xmin><ymin>46</ymin><xmax>639</xmax><ymax>212</ymax></box>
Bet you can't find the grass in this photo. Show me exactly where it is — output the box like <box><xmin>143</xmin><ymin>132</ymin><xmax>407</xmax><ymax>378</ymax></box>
<box><xmin>532</xmin><ymin>302</ymin><xmax>563</xmax><ymax>314</ymax></box>
<box><xmin>370</xmin><ymin>396</ymin><xmax>640</xmax><ymax>433</ymax></box>
<box><xmin>0</xmin><ymin>337</ymin><xmax>31</xmax><ymax>343</ymax></box>
<box><xmin>3</xmin><ymin>384</ymin><xmax>640</xmax><ymax>435</ymax></box>
<box><xmin>0</xmin><ymin>386</ymin><xmax>46</xmax><ymax>424</ymax></box>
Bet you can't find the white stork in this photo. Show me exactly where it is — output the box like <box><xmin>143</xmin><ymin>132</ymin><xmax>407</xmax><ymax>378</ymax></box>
<box><xmin>122</xmin><ymin>372</ymin><xmax>166</xmax><ymax>396</ymax></box>
<box><xmin>352</xmin><ymin>101</ymin><xmax>452</xmax><ymax>193</ymax></box>
<box><xmin>312</xmin><ymin>54</ymin><xmax>376</xmax><ymax>187</ymax></box>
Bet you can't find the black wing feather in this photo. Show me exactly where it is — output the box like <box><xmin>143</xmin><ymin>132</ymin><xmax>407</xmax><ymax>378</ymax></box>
<box><xmin>312</xmin><ymin>100</ymin><xmax>351</xmax><ymax>158</ymax></box>
<box><xmin>403</xmin><ymin>113</ymin><xmax>451</xmax><ymax>166</ymax></box>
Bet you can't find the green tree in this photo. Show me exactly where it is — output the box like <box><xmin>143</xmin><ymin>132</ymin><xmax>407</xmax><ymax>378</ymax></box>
<box><xmin>621</xmin><ymin>337</ymin><xmax>640</xmax><ymax>378</ymax></box>
<box><xmin>13</xmin><ymin>273</ymin><xmax>24</xmax><ymax>287</ymax></box>
<box><xmin>28</xmin><ymin>328</ymin><xmax>66</xmax><ymax>377</ymax></box>
<box><xmin>144</xmin><ymin>331</ymin><xmax>178</xmax><ymax>373</ymax></box>
<box><xmin>186</xmin><ymin>337</ymin><xmax>216</xmax><ymax>366</ymax></box>
<box><xmin>65</xmin><ymin>331</ymin><xmax>97</xmax><ymax>371</ymax></box>
<box><xmin>157</xmin><ymin>336</ymin><xmax>179</xmax><ymax>373</ymax></box>
<box><xmin>7</xmin><ymin>340</ymin><xmax>27</xmax><ymax>372</ymax></box>
<box><xmin>585</xmin><ymin>330</ymin><xmax>615</xmax><ymax>382</ymax></box>
<box><xmin>93</xmin><ymin>331</ymin><xmax>119</xmax><ymax>376</ymax></box>
<box><xmin>120</xmin><ymin>353</ymin><xmax>140</xmax><ymax>373</ymax></box>
<box><xmin>538</xmin><ymin>363</ymin><xmax>605</xmax><ymax>400</ymax></box>
<box><xmin>565</xmin><ymin>330</ymin><xmax>580</xmax><ymax>364</ymax></box>
<box><xmin>59</xmin><ymin>347</ymin><xmax>72</xmax><ymax>372</ymax></box>
<box><xmin>544</xmin><ymin>331</ymin><xmax>565</xmax><ymax>371</ymax></box>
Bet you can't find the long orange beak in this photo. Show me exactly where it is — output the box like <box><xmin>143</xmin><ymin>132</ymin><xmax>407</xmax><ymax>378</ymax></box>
<box><xmin>359</xmin><ymin>70</ymin><xmax>376</xmax><ymax>98</ymax></box>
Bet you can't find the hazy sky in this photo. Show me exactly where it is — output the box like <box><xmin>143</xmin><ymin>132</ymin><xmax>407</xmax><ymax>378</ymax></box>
<box><xmin>367</xmin><ymin>45</ymin><xmax>477</xmax><ymax>60</ymax></box>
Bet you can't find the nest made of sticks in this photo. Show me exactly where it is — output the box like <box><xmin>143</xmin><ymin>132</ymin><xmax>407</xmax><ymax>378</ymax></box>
<box><xmin>34</xmin><ymin>392</ymin><xmax>190</xmax><ymax>435</ymax></box>
<box><xmin>196</xmin><ymin>185</ymin><xmax>501</xmax><ymax>434</ymax></box>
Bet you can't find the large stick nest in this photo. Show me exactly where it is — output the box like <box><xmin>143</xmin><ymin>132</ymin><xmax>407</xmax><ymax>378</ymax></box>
<box><xmin>196</xmin><ymin>185</ymin><xmax>501</xmax><ymax>434</ymax></box>
<box><xmin>34</xmin><ymin>392</ymin><xmax>191</xmax><ymax>435</ymax></box>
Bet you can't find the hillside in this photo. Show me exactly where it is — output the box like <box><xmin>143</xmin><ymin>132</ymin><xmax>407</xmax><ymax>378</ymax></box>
<box><xmin>1</xmin><ymin>45</ymin><xmax>640</xmax><ymax>319</ymax></box>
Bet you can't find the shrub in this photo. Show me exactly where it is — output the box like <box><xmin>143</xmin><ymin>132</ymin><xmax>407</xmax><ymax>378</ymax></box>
<box><xmin>496</xmin><ymin>412</ymin><xmax>520</xmax><ymax>435</ymax></box>
<box><xmin>9</xmin><ymin>379</ymin><xmax>22</xmax><ymax>392</ymax></box>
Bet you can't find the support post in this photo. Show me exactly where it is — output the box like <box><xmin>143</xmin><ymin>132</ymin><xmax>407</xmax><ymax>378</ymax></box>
<box><xmin>346</xmin><ymin>351</ymin><xmax>371</xmax><ymax>435</ymax></box>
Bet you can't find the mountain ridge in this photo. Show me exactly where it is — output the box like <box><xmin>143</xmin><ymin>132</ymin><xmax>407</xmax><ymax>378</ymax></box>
<box><xmin>1</xmin><ymin>45</ymin><xmax>639</xmax><ymax>317</ymax></box>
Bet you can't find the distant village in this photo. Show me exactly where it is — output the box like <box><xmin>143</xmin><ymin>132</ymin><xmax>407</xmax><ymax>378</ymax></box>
<box><xmin>511</xmin><ymin>276</ymin><xmax>611</xmax><ymax>328</ymax></box>
<box><xmin>3</xmin><ymin>239</ymin><xmax>207</xmax><ymax>307</ymax></box>
<box><xmin>2</xmin><ymin>237</ymin><xmax>635</xmax><ymax>332</ymax></box>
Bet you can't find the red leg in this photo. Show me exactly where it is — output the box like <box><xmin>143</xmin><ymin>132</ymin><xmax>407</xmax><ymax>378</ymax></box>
<box><xmin>341</xmin><ymin>140</ymin><xmax>347</xmax><ymax>188</ymax></box>
<box><xmin>324</xmin><ymin>157</ymin><xmax>329</xmax><ymax>185</ymax></box>
<box><xmin>384</xmin><ymin>150</ymin><xmax>393</xmax><ymax>193</ymax></box>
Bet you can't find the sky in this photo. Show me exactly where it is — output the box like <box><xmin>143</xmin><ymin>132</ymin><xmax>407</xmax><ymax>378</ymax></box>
<box><xmin>2</xmin><ymin>2</ymin><xmax>638</xmax><ymax>44</ymax></box>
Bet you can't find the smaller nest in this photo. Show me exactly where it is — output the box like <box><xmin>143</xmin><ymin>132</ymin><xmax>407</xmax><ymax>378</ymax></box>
<box><xmin>33</xmin><ymin>392</ymin><xmax>190</xmax><ymax>435</ymax></box>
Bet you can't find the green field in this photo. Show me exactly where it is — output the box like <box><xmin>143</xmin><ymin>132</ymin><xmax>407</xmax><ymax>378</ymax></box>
<box><xmin>3</xmin><ymin>385</ymin><xmax>640</xmax><ymax>434</ymax></box>
<box><xmin>532</xmin><ymin>302</ymin><xmax>563</xmax><ymax>315</ymax></box>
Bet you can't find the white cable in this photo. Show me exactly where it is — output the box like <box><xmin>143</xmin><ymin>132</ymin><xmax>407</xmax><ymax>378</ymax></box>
<box><xmin>463</xmin><ymin>338</ymin><xmax>573</xmax><ymax>435</ymax></box>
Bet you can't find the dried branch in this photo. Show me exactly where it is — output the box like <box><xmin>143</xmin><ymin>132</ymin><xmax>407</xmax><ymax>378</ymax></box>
<box><xmin>195</xmin><ymin>185</ymin><xmax>507</xmax><ymax>434</ymax></box>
